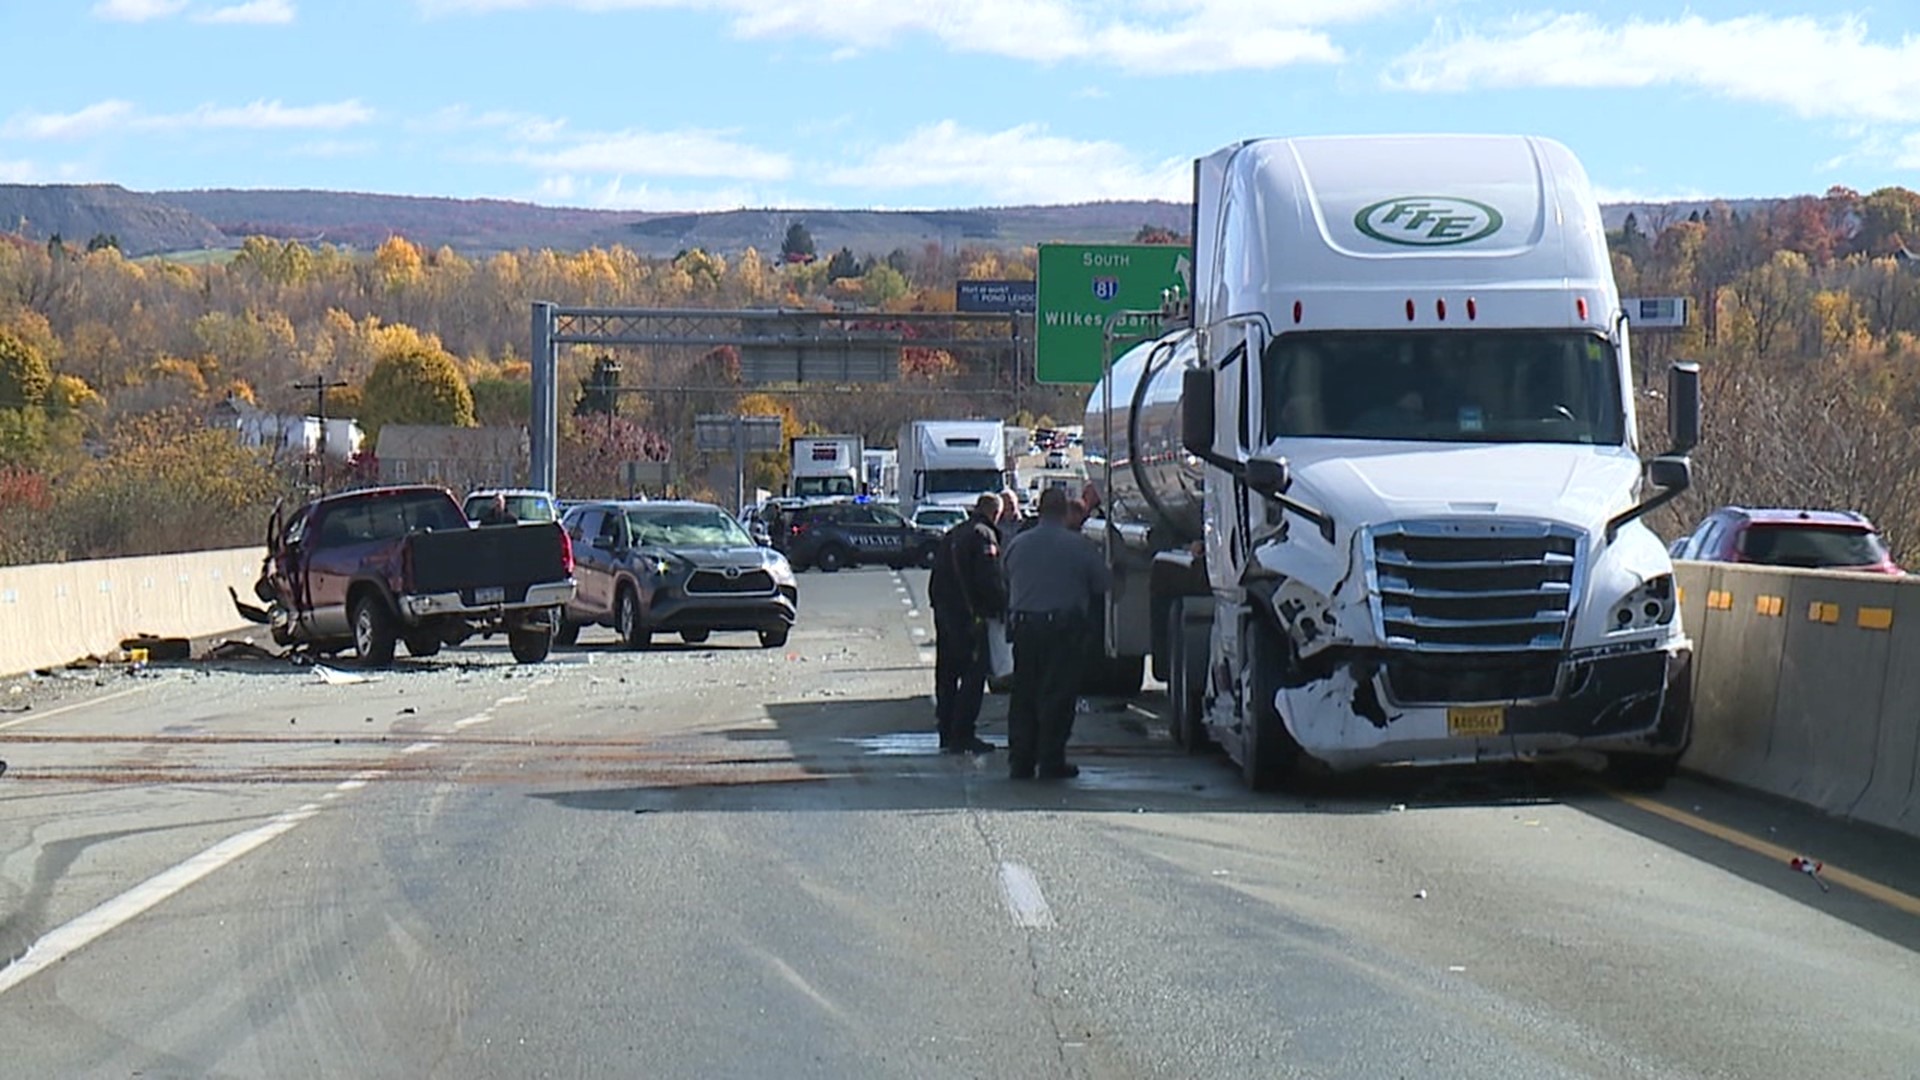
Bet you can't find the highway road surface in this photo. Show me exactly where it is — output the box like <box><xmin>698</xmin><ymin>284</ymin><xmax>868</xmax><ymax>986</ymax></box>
<box><xmin>2</xmin><ymin>567</ymin><xmax>1918</xmax><ymax>1078</ymax></box>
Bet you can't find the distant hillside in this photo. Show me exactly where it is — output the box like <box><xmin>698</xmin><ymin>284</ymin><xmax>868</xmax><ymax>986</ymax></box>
<box><xmin>0</xmin><ymin>184</ymin><xmax>228</xmax><ymax>257</ymax></box>
<box><xmin>0</xmin><ymin>181</ymin><xmax>1790</xmax><ymax>261</ymax></box>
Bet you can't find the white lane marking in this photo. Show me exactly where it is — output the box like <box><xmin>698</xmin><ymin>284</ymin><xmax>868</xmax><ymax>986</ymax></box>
<box><xmin>910</xmin><ymin>626</ymin><xmax>928</xmax><ymax>637</ymax></box>
<box><xmin>334</xmin><ymin>768</ymin><xmax>386</xmax><ymax>792</ymax></box>
<box><xmin>453</xmin><ymin>713</ymin><xmax>492</xmax><ymax>729</ymax></box>
<box><xmin>899</xmin><ymin>597</ymin><xmax>912</xmax><ymax>606</ymax></box>
<box><xmin>321</xmin><ymin>792</ymin><xmax>341</xmax><ymax>801</ymax></box>
<box><xmin>998</xmin><ymin>862</ymin><xmax>1056</xmax><ymax>929</ymax></box>
<box><xmin>907</xmin><ymin>609</ymin><xmax>922</xmax><ymax>619</ymax></box>
<box><xmin>0</xmin><ymin>684</ymin><xmax>152</xmax><ymax>733</ymax></box>
<box><xmin>0</xmin><ymin>802</ymin><xmax>322</xmax><ymax>997</ymax></box>
<box><xmin>495</xmin><ymin>695</ymin><xmax>529</xmax><ymax>706</ymax></box>
<box><xmin>400</xmin><ymin>741</ymin><xmax>437</xmax><ymax>754</ymax></box>
<box><xmin>918</xmin><ymin>652</ymin><xmax>935</xmax><ymax>664</ymax></box>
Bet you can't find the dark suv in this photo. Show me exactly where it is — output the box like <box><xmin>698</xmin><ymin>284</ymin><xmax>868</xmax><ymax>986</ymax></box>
<box><xmin>1671</xmin><ymin>507</ymin><xmax>1903</xmax><ymax>574</ymax></box>
<box><xmin>780</xmin><ymin>501</ymin><xmax>939</xmax><ymax>572</ymax></box>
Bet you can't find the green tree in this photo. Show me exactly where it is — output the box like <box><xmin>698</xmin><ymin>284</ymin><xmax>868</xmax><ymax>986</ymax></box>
<box><xmin>781</xmin><ymin>221</ymin><xmax>817</xmax><ymax>263</ymax></box>
<box><xmin>826</xmin><ymin>247</ymin><xmax>862</xmax><ymax>282</ymax></box>
<box><xmin>0</xmin><ymin>331</ymin><xmax>53</xmax><ymax>408</ymax></box>
<box><xmin>860</xmin><ymin>264</ymin><xmax>909</xmax><ymax>307</ymax></box>
<box><xmin>356</xmin><ymin>342</ymin><xmax>476</xmax><ymax>440</ymax></box>
<box><xmin>470</xmin><ymin>377</ymin><xmax>532</xmax><ymax>427</ymax></box>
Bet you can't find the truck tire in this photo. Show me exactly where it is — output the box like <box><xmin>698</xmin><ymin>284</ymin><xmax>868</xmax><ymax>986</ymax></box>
<box><xmin>403</xmin><ymin>631</ymin><xmax>442</xmax><ymax>659</ymax></box>
<box><xmin>616</xmin><ymin>586</ymin><xmax>652</xmax><ymax>650</ymax></box>
<box><xmin>1241</xmin><ymin>619</ymin><xmax>1302</xmax><ymax>792</ymax></box>
<box><xmin>1168</xmin><ymin>599</ymin><xmax>1212</xmax><ymax>753</ymax></box>
<box><xmin>553</xmin><ymin>616</ymin><xmax>580</xmax><ymax>646</ymax></box>
<box><xmin>816</xmin><ymin>545</ymin><xmax>850</xmax><ymax>574</ymax></box>
<box><xmin>509</xmin><ymin>625</ymin><xmax>553</xmax><ymax>663</ymax></box>
<box><xmin>351</xmin><ymin>594</ymin><xmax>398</xmax><ymax>668</ymax></box>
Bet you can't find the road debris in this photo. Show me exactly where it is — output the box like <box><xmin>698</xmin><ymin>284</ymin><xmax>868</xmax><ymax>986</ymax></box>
<box><xmin>1790</xmin><ymin>856</ymin><xmax>1831</xmax><ymax>893</ymax></box>
<box><xmin>118</xmin><ymin>635</ymin><xmax>192</xmax><ymax>662</ymax></box>
<box><xmin>204</xmin><ymin>638</ymin><xmax>284</xmax><ymax>662</ymax></box>
<box><xmin>314</xmin><ymin>665</ymin><xmax>378</xmax><ymax>686</ymax></box>
<box><xmin>1413</xmin><ymin>889</ymin><xmax>1429</xmax><ymax>900</ymax></box>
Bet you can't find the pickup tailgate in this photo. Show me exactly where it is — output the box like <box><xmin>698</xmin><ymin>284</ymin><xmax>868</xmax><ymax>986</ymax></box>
<box><xmin>408</xmin><ymin>522</ymin><xmax>569</xmax><ymax>604</ymax></box>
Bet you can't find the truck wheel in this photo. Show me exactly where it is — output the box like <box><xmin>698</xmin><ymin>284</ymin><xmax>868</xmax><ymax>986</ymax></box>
<box><xmin>816</xmin><ymin>545</ymin><xmax>850</xmax><ymax>573</ymax></box>
<box><xmin>403</xmin><ymin>632</ymin><xmax>442</xmax><ymax>659</ymax></box>
<box><xmin>758</xmin><ymin>626</ymin><xmax>790</xmax><ymax>649</ymax></box>
<box><xmin>1241</xmin><ymin>620</ymin><xmax>1302</xmax><ymax>792</ymax></box>
<box><xmin>1168</xmin><ymin>599</ymin><xmax>1212</xmax><ymax>753</ymax></box>
<box><xmin>351</xmin><ymin>594</ymin><xmax>398</xmax><ymax>668</ymax></box>
<box><xmin>680</xmin><ymin>629</ymin><xmax>711</xmax><ymax>645</ymax></box>
<box><xmin>509</xmin><ymin>625</ymin><xmax>553</xmax><ymax>663</ymax></box>
<box><xmin>553</xmin><ymin>616</ymin><xmax>580</xmax><ymax>647</ymax></box>
<box><xmin>616</xmin><ymin>586</ymin><xmax>652</xmax><ymax>649</ymax></box>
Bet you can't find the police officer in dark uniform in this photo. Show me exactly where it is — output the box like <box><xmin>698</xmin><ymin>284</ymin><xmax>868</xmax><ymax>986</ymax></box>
<box><xmin>928</xmin><ymin>493</ymin><xmax>1006</xmax><ymax>754</ymax></box>
<box><xmin>1001</xmin><ymin>487</ymin><xmax>1110</xmax><ymax>779</ymax></box>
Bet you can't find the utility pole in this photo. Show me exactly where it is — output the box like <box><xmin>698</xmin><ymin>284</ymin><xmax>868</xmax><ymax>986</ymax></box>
<box><xmin>293</xmin><ymin>376</ymin><xmax>349</xmax><ymax>492</ymax></box>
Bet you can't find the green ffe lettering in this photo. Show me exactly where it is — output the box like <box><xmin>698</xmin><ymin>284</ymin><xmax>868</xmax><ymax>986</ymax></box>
<box><xmin>1355</xmin><ymin>196</ymin><xmax>1504</xmax><ymax>246</ymax></box>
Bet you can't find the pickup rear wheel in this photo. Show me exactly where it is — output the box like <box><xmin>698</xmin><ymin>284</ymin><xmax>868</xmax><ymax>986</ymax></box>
<box><xmin>351</xmin><ymin>594</ymin><xmax>398</xmax><ymax>668</ymax></box>
<box><xmin>616</xmin><ymin>586</ymin><xmax>652</xmax><ymax>649</ymax></box>
<box><xmin>508</xmin><ymin>625</ymin><xmax>553</xmax><ymax>663</ymax></box>
<box><xmin>403</xmin><ymin>632</ymin><xmax>442</xmax><ymax>659</ymax></box>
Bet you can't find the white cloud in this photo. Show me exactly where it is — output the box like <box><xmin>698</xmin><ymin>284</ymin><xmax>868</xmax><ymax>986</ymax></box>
<box><xmin>421</xmin><ymin>105</ymin><xmax>568</xmax><ymax>142</ymax></box>
<box><xmin>825</xmin><ymin>121</ymin><xmax>1189</xmax><ymax>204</ymax></box>
<box><xmin>2</xmin><ymin>101</ymin><xmax>138</xmax><ymax>139</ymax></box>
<box><xmin>195</xmin><ymin>0</ymin><xmax>296</xmax><ymax>23</ymax></box>
<box><xmin>92</xmin><ymin>0</ymin><xmax>187</xmax><ymax>20</ymax></box>
<box><xmin>287</xmin><ymin>138</ymin><xmax>377</xmax><ymax>158</ymax></box>
<box><xmin>416</xmin><ymin>0</ymin><xmax>1401</xmax><ymax>73</ymax></box>
<box><xmin>0</xmin><ymin>160</ymin><xmax>41</xmax><ymax>183</ymax></box>
<box><xmin>1386</xmin><ymin>13</ymin><xmax>1920</xmax><ymax>124</ymax></box>
<box><xmin>532</xmin><ymin>175</ymin><xmax>770</xmax><ymax>212</ymax></box>
<box><xmin>514</xmin><ymin>129</ymin><xmax>792</xmax><ymax>181</ymax></box>
<box><xmin>3</xmin><ymin>98</ymin><xmax>371</xmax><ymax>139</ymax></box>
<box><xmin>157</xmin><ymin>99</ymin><xmax>373</xmax><ymax>130</ymax></box>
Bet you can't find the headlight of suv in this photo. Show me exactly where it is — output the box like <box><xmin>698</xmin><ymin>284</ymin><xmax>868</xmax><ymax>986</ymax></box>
<box><xmin>1608</xmin><ymin>574</ymin><xmax>1676</xmax><ymax>633</ymax></box>
<box><xmin>646</xmin><ymin>555</ymin><xmax>679</xmax><ymax>578</ymax></box>
<box><xmin>766</xmin><ymin>551</ymin><xmax>796</xmax><ymax>585</ymax></box>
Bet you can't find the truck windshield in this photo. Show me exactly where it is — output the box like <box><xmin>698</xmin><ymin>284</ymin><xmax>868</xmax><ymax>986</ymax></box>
<box><xmin>1262</xmin><ymin>331</ymin><xmax>1626</xmax><ymax>446</ymax></box>
<box><xmin>793</xmin><ymin>477</ymin><xmax>857</xmax><ymax>497</ymax></box>
<box><xmin>924</xmin><ymin>469</ymin><xmax>1003</xmax><ymax>495</ymax></box>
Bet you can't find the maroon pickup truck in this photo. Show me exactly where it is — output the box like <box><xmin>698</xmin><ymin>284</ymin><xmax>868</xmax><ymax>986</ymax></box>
<box><xmin>239</xmin><ymin>485</ymin><xmax>576</xmax><ymax>666</ymax></box>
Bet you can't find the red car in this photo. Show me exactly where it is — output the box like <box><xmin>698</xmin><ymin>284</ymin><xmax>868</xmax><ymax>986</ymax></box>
<box><xmin>1670</xmin><ymin>507</ymin><xmax>1903</xmax><ymax>575</ymax></box>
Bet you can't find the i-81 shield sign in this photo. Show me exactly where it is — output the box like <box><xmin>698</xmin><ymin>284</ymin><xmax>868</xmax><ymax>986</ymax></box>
<box><xmin>1036</xmin><ymin>243</ymin><xmax>1190</xmax><ymax>384</ymax></box>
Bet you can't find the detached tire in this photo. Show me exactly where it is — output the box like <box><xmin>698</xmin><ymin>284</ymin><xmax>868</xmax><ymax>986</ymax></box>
<box><xmin>509</xmin><ymin>625</ymin><xmax>553</xmax><ymax>663</ymax></box>
<box><xmin>758</xmin><ymin>626</ymin><xmax>790</xmax><ymax>649</ymax></box>
<box><xmin>351</xmin><ymin>594</ymin><xmax>398</xmax><ymax>669</ymax></box>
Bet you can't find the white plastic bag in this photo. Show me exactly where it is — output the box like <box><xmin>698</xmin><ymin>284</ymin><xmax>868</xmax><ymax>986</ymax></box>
<box><xmin>986</xmin><ymin>617</ymin><xmax>1014</xmax><ymax>680</ymax></box>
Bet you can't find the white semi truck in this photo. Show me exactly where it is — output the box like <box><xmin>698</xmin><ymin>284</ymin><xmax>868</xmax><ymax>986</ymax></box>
<box><xmin>789</xmin><ymin>435</ymin><xmax>864</xmax><ymax>499</ymax></box>
<box><xmin>1084</xmin><ymin>134</ymin><xmax>1699</xmax><ymax>790</ymax></box>
<box><xmin>897</xmin><ymin>420</ymin><xmax>1007</xmax><ymax>509</ymax></box>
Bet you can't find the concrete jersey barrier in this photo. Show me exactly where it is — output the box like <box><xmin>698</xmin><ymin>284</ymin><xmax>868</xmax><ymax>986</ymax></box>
<box><xmin>0</xmin><ymin>547</ymin><xmax>263</xmax><ymax>677</ymax></box>
<box><xmin>1676</xmin><ymin>561</ymin><xmax>1919</xmax><ymax>839</ymax></box>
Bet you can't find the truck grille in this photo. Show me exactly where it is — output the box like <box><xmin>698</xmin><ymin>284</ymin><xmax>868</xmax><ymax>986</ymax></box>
<box><xmin>1367</xmin><ymin>522</ymin><xmax>1583</xmax><ymax>652</ymax></box>
<box><xmin>686</xmin><ymin>569</ymin><xmax>776</xmax><ymax>595</ymax></box>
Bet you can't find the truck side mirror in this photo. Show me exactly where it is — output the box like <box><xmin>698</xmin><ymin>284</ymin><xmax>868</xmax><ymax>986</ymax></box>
<box><xmin>1668</xmin><ymin>361</ymin><xmax>1700</xmax><ymax>455</ymax></box>
<box><xmin>1181</xmin><ymin>367</ymin><xmax>1215</xmax><ymax>458</ymax></box>
<box><xmin>1245</xmin><ymin>456</ymin><xmax>1291</xmax><ymax>499</ymax></box>
<box><xmin>1646</xmin><ymin>455</ymin><xmax>1691</xmax><ymax>491</ymax></box>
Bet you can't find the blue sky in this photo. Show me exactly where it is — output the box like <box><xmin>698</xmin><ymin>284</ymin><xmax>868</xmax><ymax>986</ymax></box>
<box><xmin>1</xmin><ymin>0</ymin><xmax>1917</xmax><ymax>211</ymax></box>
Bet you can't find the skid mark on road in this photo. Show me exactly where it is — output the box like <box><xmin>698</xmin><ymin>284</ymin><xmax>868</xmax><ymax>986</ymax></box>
<box><xmin>0</xmin><ymin>684</ymin><xmax>153</xmax><ymax>733</ymax></box>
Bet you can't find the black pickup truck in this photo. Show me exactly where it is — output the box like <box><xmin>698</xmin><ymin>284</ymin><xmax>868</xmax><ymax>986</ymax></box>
<box><xmin>238</xmin><ymin>485</ymin><xmax>576</xmax><ymax>666</ymax></box>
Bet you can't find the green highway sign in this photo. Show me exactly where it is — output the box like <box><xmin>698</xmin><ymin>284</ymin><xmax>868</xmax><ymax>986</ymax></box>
<box><xmin>1035</xmin><ymin>243</ymin><xmax>1191</xmax><ymax>384</ymax></box>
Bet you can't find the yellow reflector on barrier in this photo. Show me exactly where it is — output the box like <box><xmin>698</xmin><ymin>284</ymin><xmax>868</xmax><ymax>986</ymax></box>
<box><xmin>1858</xmin><ymin>607</ymin><xmax>1894</xmax><ymax>631</ymax></box>
<box><xmin>1754</xmin><ymin>595</ymin><xmax>1784</xmax><ymax>617</ymax></box>
<box><xmin>1707</xmin><ymin>590</ymin><xmax>1733</xmax><ymax>611</ymax></box>
<box><xmin>1808</xmin><ymin>602</ymin><xmax>1840</xmax><ymax>624</ymax></box>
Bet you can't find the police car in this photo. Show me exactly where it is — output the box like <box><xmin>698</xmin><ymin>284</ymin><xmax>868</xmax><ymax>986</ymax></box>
<box><xmin>781</xmin><ymin>500</ymin><xmax>940</xmax><ymax>572</ymax></box>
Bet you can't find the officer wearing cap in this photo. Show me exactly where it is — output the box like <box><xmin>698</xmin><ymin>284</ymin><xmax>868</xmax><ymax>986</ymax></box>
<box><xmin>928</xmin><ymin>493</ymin><xmax>1007</xmax><ymax>754</ymax></box>
<box><xmin>1001</xmin><ymin>486</ymin><xmax>1110</xmax><ymax>780</ymax></box>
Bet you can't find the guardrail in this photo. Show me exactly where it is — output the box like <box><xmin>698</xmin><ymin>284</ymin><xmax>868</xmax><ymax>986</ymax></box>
<box><xmin>1677</xmin><ymin>561</ymin><xmax>1918</xmax><ymax>839</ymax></box>
<box><xmin>0</xmin><ymin>547</ymin><xmax>263</xmax><ymax>678</ymax></box>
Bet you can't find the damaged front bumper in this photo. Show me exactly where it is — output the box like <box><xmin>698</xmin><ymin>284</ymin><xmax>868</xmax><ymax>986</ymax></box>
<box><xmin>1276</xmin><ymin>641</ymin><xmax>1691</xmax><ymax>771</ymax></box>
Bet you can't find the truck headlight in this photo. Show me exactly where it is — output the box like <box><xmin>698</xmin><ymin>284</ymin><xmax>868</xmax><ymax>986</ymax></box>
<box><xmin>1609</xmin><ymin>574</ymin><xmax>1676</xmax><ymax>633</ymax></box>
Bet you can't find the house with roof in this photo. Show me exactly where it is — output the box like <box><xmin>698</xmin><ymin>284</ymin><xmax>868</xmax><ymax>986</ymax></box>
<box><xmin>375</xmin><ymin>425</ymin><xmax>529</xmax><ymax>493</ymax></box>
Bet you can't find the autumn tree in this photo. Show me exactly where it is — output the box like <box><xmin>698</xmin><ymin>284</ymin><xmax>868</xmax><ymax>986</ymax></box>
<box><xmin>356</xmin><ymin>339</ymin><xmax>476</xmax><ymax>440</ymax></box>
<box><xmin>0</xmin><ymin>330</ymin><xmax>52</xmax><ymax>409</ymax></box>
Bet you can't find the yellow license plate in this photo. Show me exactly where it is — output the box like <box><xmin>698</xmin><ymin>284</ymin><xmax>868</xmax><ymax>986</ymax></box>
<box><xmin>1447</xmin><ymin>706</ymin><xmax>1506</xmax><ymax>737</ymax></box>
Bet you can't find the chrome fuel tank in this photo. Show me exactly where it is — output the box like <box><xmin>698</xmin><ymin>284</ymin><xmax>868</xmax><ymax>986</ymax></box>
<box><xmin>1082</xmin><ymin>329</ymin><xmax>1204</xmax><ymax>545</ymax></box>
